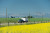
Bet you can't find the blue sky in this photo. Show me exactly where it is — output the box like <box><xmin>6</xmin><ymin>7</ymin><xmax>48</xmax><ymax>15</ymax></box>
<box><xmin>0</xmin><ymin>0</ymin><xmax>50</xmax><ymax>18</ymax></box>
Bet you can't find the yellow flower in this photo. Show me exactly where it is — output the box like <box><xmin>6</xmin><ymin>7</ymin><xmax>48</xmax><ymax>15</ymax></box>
<box><xmin>0</xmin><ymin>23</ymin><xmax>50</xmax><ymax>33</ymax></box>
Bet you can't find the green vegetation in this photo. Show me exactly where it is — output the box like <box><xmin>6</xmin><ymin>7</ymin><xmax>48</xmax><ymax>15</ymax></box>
<box><xmin>0</xmin><ymin>18</ymin><xmax>50</xmax><ymax>27</ymax></box>
<box><xmin>0</xmin><ymin>18</ymin><xmax>50</xmax><ymax>23</ymax></box>
<box><xmin>0</xmin><ymin>18</ymin><xmax>20</xmax><ymax>23</ymax></box>
<box><xmin>29</xmin><ymin>18</ymin><xmax>50</xmax><ymax>22</ymax></box>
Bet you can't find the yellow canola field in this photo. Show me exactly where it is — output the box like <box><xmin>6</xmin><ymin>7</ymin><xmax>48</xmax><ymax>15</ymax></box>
<box><xmin>0</xmin><ymin>23</ymin><xmax>50</xmax><ymax>33</ymax></box>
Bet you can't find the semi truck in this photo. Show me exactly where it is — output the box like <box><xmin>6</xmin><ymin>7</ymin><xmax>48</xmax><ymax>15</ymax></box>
<box><xmin>18</xmin><ymin>18</ymin><xmax>28</xmax><ymax>23</ymax></box>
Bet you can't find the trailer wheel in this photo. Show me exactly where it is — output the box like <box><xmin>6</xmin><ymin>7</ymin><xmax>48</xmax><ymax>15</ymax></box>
<box><xmin>18</xmin><ymin>22</ymin><xmax>19</xmax><ymax>23</ymax></box>
<box><xmin>20</xmin><ymin>22</ymin><xmax>22</xmax><ymax>23</ymax></box>
<box><xmin>22</xmin><ymin>22</ymin><xmax>24</xmax><ymax>23</ymax></box>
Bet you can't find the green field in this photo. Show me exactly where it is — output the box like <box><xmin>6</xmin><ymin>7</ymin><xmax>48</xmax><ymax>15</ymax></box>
<box><xmin>0</xmin><ymin>18</ymin><xmax>50</xmax><ymax>23</ymax></box>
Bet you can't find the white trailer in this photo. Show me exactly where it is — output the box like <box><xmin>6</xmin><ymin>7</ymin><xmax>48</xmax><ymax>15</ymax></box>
<box><xmin>21</xmin><ymin>18</ymin><xmax>28</xmax><ymax>22</ymax></box>
<box><xmin>18</xmin><ymin>18</ymin><xmax>28</xmax><ymax>23</ymax></box>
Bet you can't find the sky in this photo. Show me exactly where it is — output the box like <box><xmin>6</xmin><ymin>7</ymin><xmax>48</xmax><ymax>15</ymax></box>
<box><xmin>0</xmin><ymin>0</ymin><xmax>50</xmax><ymax>18</ymax></box>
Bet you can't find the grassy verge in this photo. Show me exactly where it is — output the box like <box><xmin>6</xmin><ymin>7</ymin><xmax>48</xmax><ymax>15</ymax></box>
<box><xmin>0</xmin><ymin>23</ymin><xmax>35</xmax><ymax>28</ymax></box>
<box><xmin>0</xmin><ymin>18</ymin><xmax>50</xmax><ymax>23</ymax></box>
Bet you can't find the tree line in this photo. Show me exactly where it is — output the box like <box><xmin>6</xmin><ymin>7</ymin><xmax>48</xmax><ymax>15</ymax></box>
<box><xmin>11</xmin><ymin>16</ymin><xmax>34</xmax><ymax>18</ymax></box>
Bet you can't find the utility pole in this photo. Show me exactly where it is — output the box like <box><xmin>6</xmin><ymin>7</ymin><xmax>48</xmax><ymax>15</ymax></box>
<box><xmin>6</xmin><ymin>8</ymin><xmax>9</xmax><ymax>26</ymax></box>
<box><xmin>6</xmin><ymin>8</ymin><xmax>7</xmax><ymax>18</ymax></box>
<box><xmin>0</xmin><ymin>22</ymin><xmax>1</xmax><ymax>27</ymax></box>
<box><xmin>6</xmin><ymin>8</ymin><xmax>7</xmax><ymax>24</ymax></box>
<box><xmin>29</xmin><ymin>11</ymin><xmax>31</xmax><ymax>23</ymax></box>
<box><xmin>41</xmin><ymin>14</ymin><xmax>43</xmax><ymax>23</ymax></box>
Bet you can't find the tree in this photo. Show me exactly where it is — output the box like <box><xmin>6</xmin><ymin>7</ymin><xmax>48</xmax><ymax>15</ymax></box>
<box><xmin>31</xmin><ymin>16</ymin><xmax>33</xmax><ymax>18</ymax></box>
<box><xmin>27</xmin><ymin>16</ymin><xmax>34</xmax><ymax>18</ymax></box>
<box><xmin>11</xmin><ymin>16</ymin><xmax>15</xmax><ymax>18</ymax></box>
<box><xmin>23</xmin><ymin>16</ymin><xmax>26</xmax><ymax>18</ymax></box>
